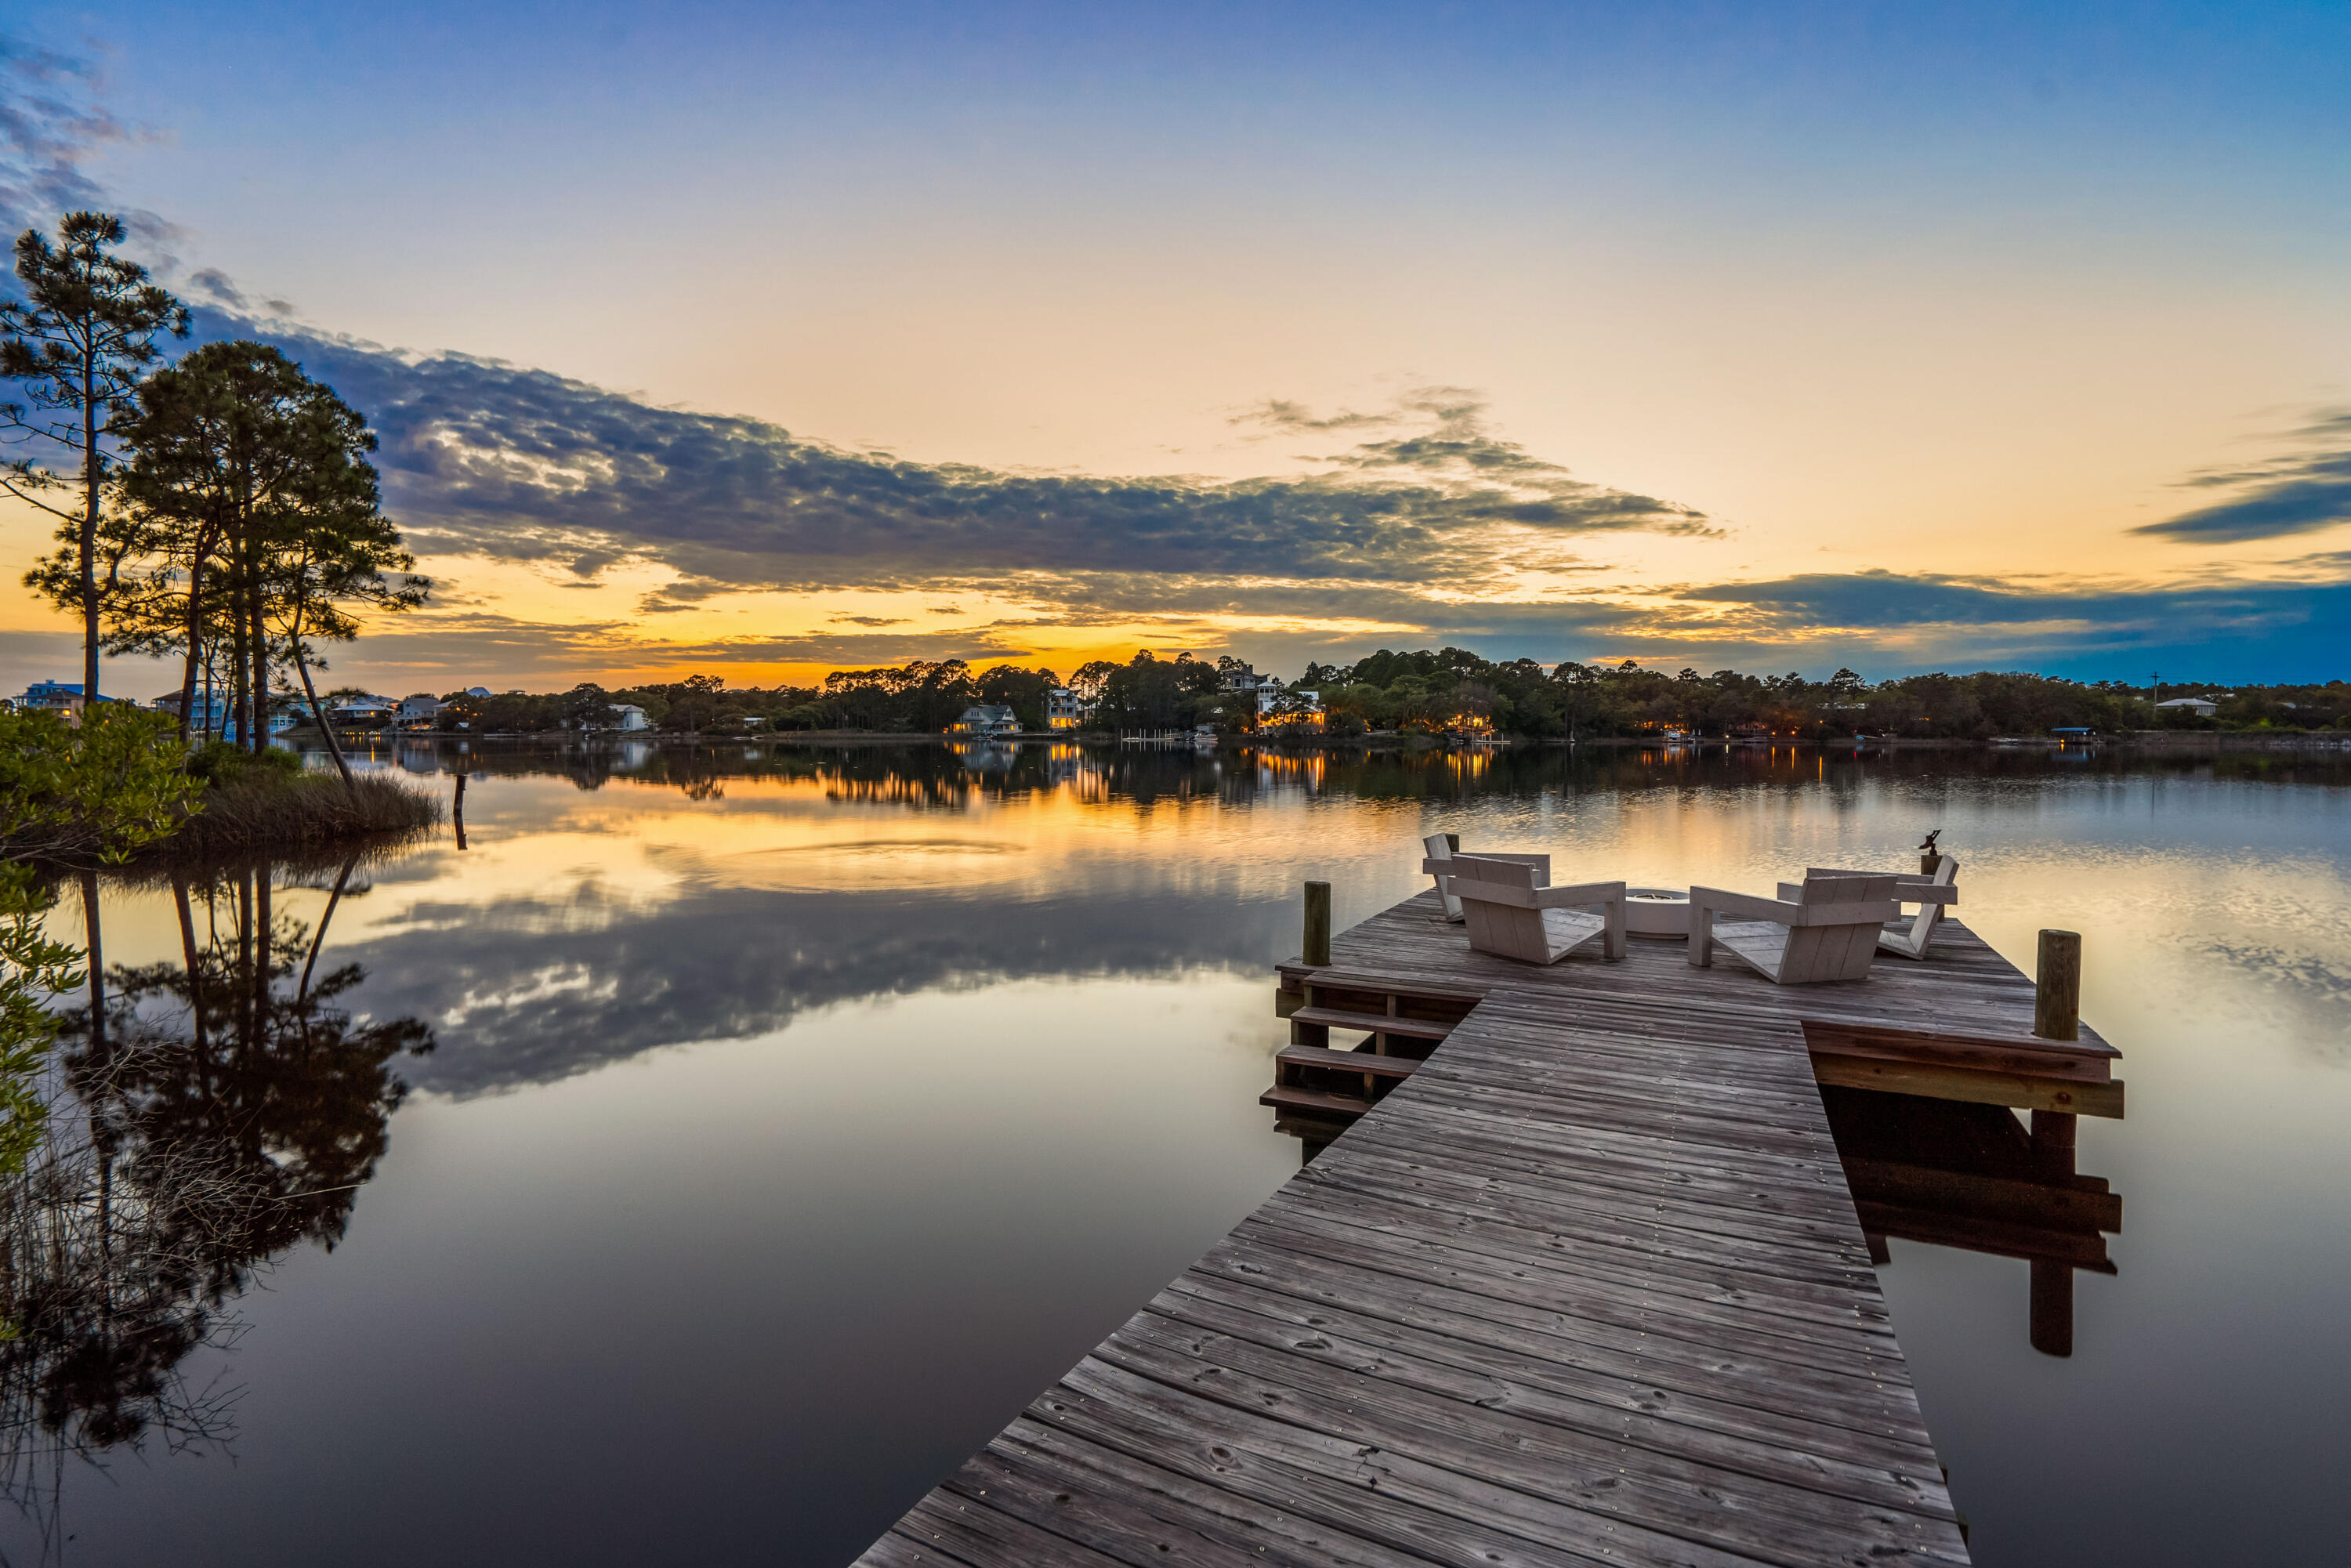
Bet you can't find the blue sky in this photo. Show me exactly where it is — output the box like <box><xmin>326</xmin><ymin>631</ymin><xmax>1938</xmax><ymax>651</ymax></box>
<box><xmin>3</xmin><ymin>2</ymin><xmax>2348</xmax><ymax>690</ymax></box>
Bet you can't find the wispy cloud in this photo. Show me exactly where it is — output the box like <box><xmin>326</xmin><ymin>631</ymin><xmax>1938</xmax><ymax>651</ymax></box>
<box><xmin>2135</xmin><ymin>408</ymin><xmax>2351</xmax><ymax>544</ymax></box>
<box><xmin>0</xmin><ymin>35</ymin><xmax>176</xmax><ymax>248</ymax></box>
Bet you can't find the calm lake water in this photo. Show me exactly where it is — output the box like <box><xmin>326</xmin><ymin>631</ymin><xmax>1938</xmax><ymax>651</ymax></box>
<box><xmin>9</xmin><ymin>739</ymin><xmax>2350</xmax><ymax>1566</ymax></box>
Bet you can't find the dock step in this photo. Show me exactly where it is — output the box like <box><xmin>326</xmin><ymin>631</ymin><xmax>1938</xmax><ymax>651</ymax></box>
<box><xmin>1288</xmin><ymin>1005</ymin><xmax>1454</xmax><ymax>1041</ymax></box>
<box><xmin>1275</xmin><ymin>1043</ymin><xmax>1421</xmax><ymax>1079</ymax></box>
<box><xmin>1258</xmin><ymin>1083</ymin><xmax>1376</xmax><ymax>1119</ymax></box>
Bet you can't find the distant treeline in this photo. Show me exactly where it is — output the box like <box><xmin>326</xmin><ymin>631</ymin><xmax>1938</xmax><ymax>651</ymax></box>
<box><xmin>390</xmin><ymin>650</ymin><xmax>2347</xmax><ymax>739</ymax></box>
<box><xmin>1298</xmin><ymin>651</ymin><xmax>2349</xmax><ymax>740</ymax></box>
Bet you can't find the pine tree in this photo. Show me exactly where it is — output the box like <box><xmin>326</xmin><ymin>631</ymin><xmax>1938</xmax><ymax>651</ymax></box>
<box><xmin>1</xmin><ymin>213</ymin><xmax>189</xmax><ymax>701</ymax></box>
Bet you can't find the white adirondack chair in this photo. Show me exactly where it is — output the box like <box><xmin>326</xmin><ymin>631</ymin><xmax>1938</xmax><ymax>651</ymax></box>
<box><xmin>1423</xmin><ymin>853</ymin><xmax>1626</xmax><ymax>964</ymax></box>
<box><xmin>1791</xmin><ymin>858</ymin><xmax>1960</xmax><ymax>959</ymax></box>
<box><xmin>1688</xmin><ymin>873</ymin><xmax>1901</xmax><ymax>984</ymax></box>
<box><xmin>1422</xmin><ymin>833</ymin><xmax>1552</xmax><ymax>923</ymax></box>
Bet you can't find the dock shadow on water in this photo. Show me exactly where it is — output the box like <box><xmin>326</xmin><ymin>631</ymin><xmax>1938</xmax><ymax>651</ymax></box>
<box><xmin>1824</xmin><ymin>1087</ymin><xmax>2121</xmax><ymax>1358</ymax></box>
<box><xmin>0</xmin><ymin>851</ymin><xmax>431</xmax><ymax>1561</ymax></box>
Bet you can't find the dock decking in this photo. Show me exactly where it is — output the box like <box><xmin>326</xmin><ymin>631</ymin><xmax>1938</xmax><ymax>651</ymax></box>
<box><xmin>858</xmin><ymin>890</ymin><xmax>2121</xmax><ymax>1566</ymax></box>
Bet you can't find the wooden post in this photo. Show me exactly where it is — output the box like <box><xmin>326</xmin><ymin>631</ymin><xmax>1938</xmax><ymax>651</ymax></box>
<box><xmin>2029</xmin><ymin>1258</ymin><xmax>2074</xmax><ymax>1357</ymax></box>
<box><xmin>1920</xmin><ymin>849</ymin><xmax>1941</xmax><ymax>875</ymax></box>
<box><xmin>2034</xmin><ymin>929</ymin><xmax>2080</xmax><ymax>1041</ymax></box>
<box><xmin>2030</xmin><ymin>1107</ymin><xmax>2077</xmax><ymax>1177</ymax></box>
<box><xmin>1294</xmin><ymin>880</ymin><xmax>1333</xmax><ymax>1048</ymax></box>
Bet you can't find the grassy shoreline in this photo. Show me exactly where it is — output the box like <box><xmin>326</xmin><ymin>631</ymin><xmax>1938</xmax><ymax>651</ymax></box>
<box><xmin>158</xmin><ymin>746</ymin><xmax>442</xmax><ymax>860</ymax></box>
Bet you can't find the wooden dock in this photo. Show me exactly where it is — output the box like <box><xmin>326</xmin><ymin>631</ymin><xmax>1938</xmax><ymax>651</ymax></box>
<box><xmin>857</xmin><ymin>889</ymin><xmax>2123</xmax><ymax>1567</ymax></box>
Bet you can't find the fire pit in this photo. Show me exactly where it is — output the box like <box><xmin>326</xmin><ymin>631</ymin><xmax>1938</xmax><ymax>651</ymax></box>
<box><xmin>1625</xmin><ymin>887</ymin><xmax>1692</xmax><ymax>938</ymax></box>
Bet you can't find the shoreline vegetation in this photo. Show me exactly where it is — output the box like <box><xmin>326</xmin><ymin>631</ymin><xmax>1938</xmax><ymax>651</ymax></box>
<box><xmin>1</xmin><ymin>702</ymin><xmax>434</xmax><ymax>1200</ymax></box>
<box><xmin>335</xmin><ymin>649</ymin><xmax>2348</xmax><ymax>747</ymax></box>
<box><xmin>2</xmin><ymin>709</ymin><xmax>441</xmax><ymax>872</ymax></box>
<box><xmin>171</xmin><ymin>741</ymin><xmax>440</xmax><ymax>860</ymax></box>
<box><xmin>328</xmin><ymin>726</ymin><xmax>2351</xmax><ymax>754</ymax></box>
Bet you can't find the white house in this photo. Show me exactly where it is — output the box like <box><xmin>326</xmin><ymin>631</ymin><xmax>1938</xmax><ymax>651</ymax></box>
<box><xmin>952</xmin><ymin>704</ymin><xmax>1020</xmax><ymax>737</ymax></box>
<box><xmin>2155</xmin><ymin>696</ymin><xmax>2219</xmax><ymax>718</ymax></box>
<box><xmin>1252</xmin><ymin>677</ymin><xmax>1321</xmax><ymax>717</ymax></box>
<box><xmin>329</xmin><ymin>695</ymin><xmax>398</xmax><ymax>726</ymax></box>
<box><xmin>1258</xmin><ymin>682</ymin><xmax>1325</xmax><ymax>728</ymax></box>
<box><xmin>612</xmin><ymin>704</ymin><xmax>653</xmax><ymax>732</ymax></box>
<box><xmin>398</xmin><ymin>693</ymin><xmax>446</xmax><ymax>726</ymax></box>
<box><xmin>1046</xmin><ymin>687</ymin><xmax>1086</xmax><ymax>730</ymax></box>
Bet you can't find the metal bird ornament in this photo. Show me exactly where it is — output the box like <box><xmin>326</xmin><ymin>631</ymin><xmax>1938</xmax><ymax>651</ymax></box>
<box><xmin>1918</xmin><ymin>828</ymin><xmax>1942</xmax><ymax>853</ymax></box>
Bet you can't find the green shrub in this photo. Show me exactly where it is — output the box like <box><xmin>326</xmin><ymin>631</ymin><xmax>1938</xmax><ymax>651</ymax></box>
<box><xmin>184</xmin><ymin>738</ymin><xmax>303</xmax><ymax>788</ymax></box>
<box><xmin>0</xmin><ymin>706</ymin><xmax>202</xmax><ymax>865</ymax></box>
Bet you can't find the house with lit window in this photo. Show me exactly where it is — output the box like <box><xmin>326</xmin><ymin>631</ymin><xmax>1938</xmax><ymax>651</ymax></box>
<box><xmin>398</xmin><ymin>693</ymin><xmax>447</xmax><ymax>728</ymax></box>
<box><xmin>328</xmin><ymin>695</ymin><xmax>399</xmax><ymax>726</ymax></box>
<box><xmin>1046</xmin><ymin>688</ymin><xmax>1086</xmax><ymax>729</ymax></box>
<box><xmin>1257</xmin><ymin>680</ymin><xmax>1324</xmax><ymax>730</ymax></box>
<box><xmin>951</xmin><ymin>704</ymin><xmax>1020</xmax><ymax>737</ymax></box>
<box><xmin>18</xmin><ymin>680</ymin><xmax>97</xmax><ymax>718</ymax></box>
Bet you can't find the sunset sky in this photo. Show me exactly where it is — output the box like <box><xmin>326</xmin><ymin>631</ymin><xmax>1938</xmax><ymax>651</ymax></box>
<box><xmin>3</xmin><ymin>2</ymin><xmax>2347</xmax><ymax>697</ymax></box>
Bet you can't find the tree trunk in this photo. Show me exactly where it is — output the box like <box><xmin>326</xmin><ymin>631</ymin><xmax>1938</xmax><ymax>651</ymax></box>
<box><xmin>227</xmin><ymin>566</ymin><xmax>248</xmax><ymax>751</ymax></box>
<box><xmin>82</xmin><ymin>360</ymin><xmax>100</xmax><ymax>703</ymax></box>
<box><xmin>175</xmin><ymin>547</ymin><xmax>210</xmax><ymax>744</ymax></box>
<box><xmin>291</xmin><ymin>610</ymin><xmax>355</xmax><ymax>789</ymax></box>
<box><xmin>248</xmin><ymin>578</ymin><xmax>269</xmax><ymax>755</ymax></box>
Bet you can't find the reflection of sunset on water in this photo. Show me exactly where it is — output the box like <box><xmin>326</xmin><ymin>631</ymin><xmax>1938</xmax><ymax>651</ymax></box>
<box><xmin>28</xmin><ymin>737</ymin><xmax>2351</xmax><ymax>1567</ymax></box>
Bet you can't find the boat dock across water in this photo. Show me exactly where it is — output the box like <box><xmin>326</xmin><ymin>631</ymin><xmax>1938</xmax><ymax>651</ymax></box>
<box><xmin>858</xmin><ymin>878</ymin><xmax>2122</xmax><ymax>1567</ymax></box>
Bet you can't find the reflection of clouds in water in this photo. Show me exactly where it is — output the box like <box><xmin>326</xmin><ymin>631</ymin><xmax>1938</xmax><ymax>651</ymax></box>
<box><xmin>724</xmin><ymin>837</ymin><xmax>1029</xmax><ymax>893</ymax></box>
<box><xmin>437</xmin><ymin>961</ymin><xmax>621</xmax><ymax>1029</ymax></box>
<box><xmin>350</xmin><ymin>882</ymin><xmax>1289</xmax><ymax>1098</ymax></box>
<box><xmin>2192</xmin><ymin>940</ymin><xmax>2351</xmax><ymax>1064</ymax></box>
<box><xmin>321</xmin><ymin>742</ymin><xmax>2351</xmax><ymax>1090</ymax></box>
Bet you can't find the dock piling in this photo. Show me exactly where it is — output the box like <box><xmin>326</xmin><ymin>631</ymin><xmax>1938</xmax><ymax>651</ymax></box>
<box><xmin>2030</xmin><ymin>1258</ymin><xmax>2075</xmax><ymax>1358</ymax></box>
<box><xmin>2033</xmin><ymin>929</ymin><xmax>2081</xmax><ymax>1041</ymax></box>
<box><xmin>1293</xmin><ymin>880</ymin><xmax>1334</xmax><ymax>1049</ymax></box>
<box><xmin>1302</xmin><ymin>880</ymin><xmax>1331</xmax><ymax>967</ymax></box>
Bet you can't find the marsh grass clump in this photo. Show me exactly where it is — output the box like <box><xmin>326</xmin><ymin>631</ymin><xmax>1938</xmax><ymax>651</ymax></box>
<box><xmin>165</xmin><ymin>745</ymin><xmax>440</xmax><ymax>859</ymax></box>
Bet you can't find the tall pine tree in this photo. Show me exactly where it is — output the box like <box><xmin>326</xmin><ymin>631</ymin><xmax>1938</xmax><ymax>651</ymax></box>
<box><xmin>1</xmin><ymin>213</ymin><xmax>189</xmax><ymax>702</ymax></box>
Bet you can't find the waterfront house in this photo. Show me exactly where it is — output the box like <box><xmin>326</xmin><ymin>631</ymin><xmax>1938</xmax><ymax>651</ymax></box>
<box><xmin>2155</xmin><ymin>695</ymin><xmax>2219</xmax><ymax>718</ymax></box>
<box><xmin>18</xmin><ymin>680</ymin><xmax>96</xmax><ymax>718</ymax></box>
<box><xmin>398</xmin><ymin>693</ymin><xmax>447</xmax><ymax>728</ymax></box>
<box><xmin>611</xmin><ymin>704</ymin><xmax>653</xmax><ymax>732</ymax></box>
<box><xmin>329</xmin><ymin>695</ymin><xmax>399</xmax><ymax>726</ymax></box>
<box><xmin>951</xmin><ymin>704</ymin><xmax>1020</xmax><ymax>737</ymax></box>
<box><xmin>153</xmin><ymin>688</ymin><xmax>230</xmax><ymax>732</ymax></box>
<box><xmin>1258</xmin><ymin>682</ymin><xmax>1325</xmax><ymax>730</ymax></box>
<box><xmin>1046</xmin><ymin>687</ymin><xmax>1086</xmax><ymax>730</ymax></box>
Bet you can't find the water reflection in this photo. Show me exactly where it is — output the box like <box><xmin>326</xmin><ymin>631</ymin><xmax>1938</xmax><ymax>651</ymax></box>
<box><xmin>16</xmin><ymin>737</ymin><xmax>2351</xmax><ymax>1565</ymax></box>
<box><xmin>299</xmin><ymin>739</ymin><xmax>2351</xmax><ymax>1102</ymax></box>
<box><xmin>0</xmin><ymin>855</ymin><xmax>431</xmax><ymax>1559</ymax></box>
<box><xmin>1824</xmin><ymin>1087</ymin><xmax>2123</xmax><ymax>1357</ymax></box>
